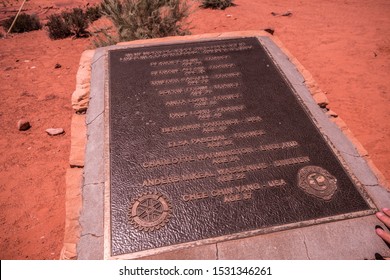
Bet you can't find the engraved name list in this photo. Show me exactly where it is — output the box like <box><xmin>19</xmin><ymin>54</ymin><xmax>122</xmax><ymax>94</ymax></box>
<box><xmin>108</xmin><ymin>37</ymin><xmax>371</xmax><ymax>256</ymax></box>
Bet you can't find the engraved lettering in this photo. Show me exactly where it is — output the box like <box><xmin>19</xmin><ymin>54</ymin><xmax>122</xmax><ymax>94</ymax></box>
<box><xmin>122</xmin><ymin>43</ymin><xmax>253</xmax><ymax>61</ymax></box>
<box><xmin>212</xmin><ymin>155</ymin><xmax>239</xmax><ymax>164</ymax></box>
<box><xmin>182</xmin><ymin>67</ymin><xmax>206</xmax><ymax>75</ymax></box>
<box><xmin>151</xmin><ymin>69</ymin><xmax>179</xmax><ymax>76</ymax></box>
<box><xmin>217</xmin><ymin>163</ymin><xmax>268</xmax><ymax>175</ymax></box>
<box><xmin>208</xmin><ymin>63</ymin><xmax>235</xmax><ymax>69</ymax></box>
<box><xmin>191</xmin><ymin>135</ymin><xmax>227</xmax><ymax>144</ymax></box>
<box><xmin>233</xmin><ymin>130</ymin><xmax>265</xmax><ymax>138</ymax></box>
<box><xmin>158</xmin><ymin>88</ymin><xmax>184</xmax><ymax>96</ymax></box>
<box><xmin>273</xmin><ymin>156</ymin><xmax>310</xmax><ymax>167</ymax></box>
<box><xmin>142</xmin><ymin>155</ymin><xmax>196</xmax><ymax>168</ymax></box>
<box><xmin>216</xmin><ymin>105</ymin><xmax>245</xmax><ymax>113</ymax></box>
<box><xmin>259</xmin><ymin>141</ymin><xmax>298</xmax><ymax>151</ymax></box>
<box><xmin>204</xmin><ymin>55</ymin><xmax>230</xmax><ymax>61</ymax></box>
<box><xmin>167</xmin><ymin>140</ymin><xmax>190</xmax><ymax>148</ymax></box>
<box><xmin>182</xmin><ymin>192</ymin><xmax>208</xmax><ymax>202</ymax></box>
<box><xmin>207</xmin><ymin>140</ymin><xmax>234</xmax><ymax>147</ymax></box>
<box><xmin>217</xmin><ymin>173</ymin><xmax>246</xmax><ymax>183</ymax></box>
<box><xmin>213</xmin><ymin>82</ymin><xmax>240</xmax><ymax>89</ymax></box>
<box><xmin>212</xmin><ymin>72</ymin><xmax>241</xmax><ymax>79</ymax></box>
<box><xmin>181</xmin><ymin>171</ymin><xmax>215</xmax><ymax>181</ymax></box>
<box><xmin>245</xmin><ymin>116</ymin><xmax>262</xmax><ymax>122</ymax></box>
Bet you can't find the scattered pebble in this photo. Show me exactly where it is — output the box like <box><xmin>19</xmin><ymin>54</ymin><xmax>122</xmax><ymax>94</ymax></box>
<box><xmin>46</xmin><ymin>128</ymin><xmax>65</xmax><ymax>136</ymax></box>
<box><xmin>17</xmin><ymin>119</ymin><xmax>31</xmax><ymax>131</ymax></box>
<box><xmin>271</xmin><ymin>11</ymin><xmax>292</xmax><ymax>17</ymax></box>
<box><xmin>4</xmin><ymin>66</ymin><xmax>12</xmax><ymax>71</ymax></box>
<box><xmin>55</xmin><ymin>63</ymin><xmax>62</xmax><ymax>69</ymax></box>
<box><xmin>326</xmin><ymin>110</ymin><xmax>338</xmax><ymax>118</ymax></box>
<box><xmin>264</xmin><ymin>28</ymin><xmax>275</xmax><ymax>35</ymax></box>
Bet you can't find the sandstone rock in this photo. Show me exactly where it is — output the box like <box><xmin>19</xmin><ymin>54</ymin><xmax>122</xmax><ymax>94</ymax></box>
<box><xmin>79</xmin><ymin>50</ymin><xmax>95</xmax><ymax>67</ymax></box>
<box><xmin>17</xmin><ymin>119</ymin><xmax>31</xmax><ymax>131</ymax></box>
<box><xmin>76</xmin><ymin>67</ymin><xmax>91</xmax><ymax>86</ymax></box>
<box><xmin>69</xmin><ymin>114</ymin><xmax>86</xmax><ymax>167</ymax></box>
<box><xmin>326</xmin><ymin>109</ymin><xmax>338</xmax><ymax>118</ymax></box>
<box><xmin>312</xmin><ymin>91</ymin><xmax>329</xmax><ymax>108</ymax></box>
<box><xmin>71</xmin><ymin>87</ymin><xmax>90</xmax><ymax>113</ymax></box>
<box><xmin>60</xmin><ymin>243</ymin><xmax>77</xmax><ymax>260</ymax></box>
<box><xmin>46</xmin><ymin>128</ymin><xmax>64</xmax><ymax>136</ymax></box>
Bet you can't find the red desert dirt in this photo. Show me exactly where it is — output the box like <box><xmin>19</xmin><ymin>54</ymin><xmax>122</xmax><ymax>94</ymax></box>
<box><xmin>0</xmin><ymin>0</ymin><xmax>389</xmax><ymax>259</ymax></box>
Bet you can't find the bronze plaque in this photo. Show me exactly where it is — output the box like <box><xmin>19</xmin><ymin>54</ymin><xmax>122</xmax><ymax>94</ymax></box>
<box><xmin>108</xmin><ymin>37</ymin><xmax>371</xmax><ymax>256</ymax></box>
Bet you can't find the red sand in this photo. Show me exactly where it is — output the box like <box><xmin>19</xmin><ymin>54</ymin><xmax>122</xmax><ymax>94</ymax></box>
<box><xmin>0</xmin><ymin>0</ymin><xmax>389</xmax><ymax>259</ymax></box>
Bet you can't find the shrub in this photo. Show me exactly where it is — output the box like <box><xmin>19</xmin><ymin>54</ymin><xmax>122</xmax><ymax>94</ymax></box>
<box><xmin>46</xmin><ymin>14</ymin><xmax>72</xmax><ymax>39</ymax></box>
<box><xmin>61</xmin><ymin>8</ymin><xmax>90</xmax><ymax>38</ymax></box>
<box><xmin>97</xmin><ymin>0</ymin><xmax>190</xmax><ymax>46</ymax></box>
<box><xmin>85</xmin><ymin>5</ymin><xmax>102</xmax><ymax>22</ymax></box>
<box><xmin>200</xmin><ymin>0</ymin><xmax>235</xmax><ymax>10</ymax></box>
<box><xmin>46</xmin><ymin>8</ymin><xmax>92</xmax><ymax>39</ymax></box>
<box><xmin>1</xmin><ymin>13</ymin><xmax>42</xmax><ymax>33</ymax></box>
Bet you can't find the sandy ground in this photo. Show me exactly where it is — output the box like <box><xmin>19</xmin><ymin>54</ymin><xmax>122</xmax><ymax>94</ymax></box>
<box><xmin>0</xmin><ymin>0</ymin><xmax>389</xmax><ymax>259</ymax></box>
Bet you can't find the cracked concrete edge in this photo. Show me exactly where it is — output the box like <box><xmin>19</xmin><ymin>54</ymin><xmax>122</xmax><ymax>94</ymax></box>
<box><xmin>217</xmin><ymin>215</ymin><xmax>390</xmax><ymax>260</ymax></box>
<box><xmin>77</xmin><ymin>182</ymin><xmax>105</xmax><ymax>260</ymax></box>
<box><xmin>77</xmin><ymin>48</ymin><xmax>107</xmax><ymax>260</ymax></box>
<box><xmin>87</xmin><ymin>48</ymin><xmax>106</xmax><ymax>124</ymax></box>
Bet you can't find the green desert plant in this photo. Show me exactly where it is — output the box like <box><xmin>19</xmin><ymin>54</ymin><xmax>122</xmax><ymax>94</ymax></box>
<box><xmin>200</xmin><ymin>0</ymin><xmax>235</xmax><ymax>10</ymax></box>
<box><xmin>61</xmin><ymin>8</ymin><xmax>90</xmax><ymax>38</ymax></box>
<box><xmin>85</xmin><ymin>4</ymin><xmax>102</xmax><ymax>22</ymax></box>
<box><xmin>46</xmin><ymin>13</ymin><xmax>72</xmax><ymax>39</ymax></box>
<box><xmin>96</xmin><ymin>0</ymin><xmax>191</xmax><ymax>46</ymax></box>
<box><xmin>1</xmin><ymin>13</ymin><xmax>42</xmax><ymax>33</ymax></box>
<box><xmin>47</xmin><ymin>8</ymin><xmax>95</xmax><ymax>40</ymax></box>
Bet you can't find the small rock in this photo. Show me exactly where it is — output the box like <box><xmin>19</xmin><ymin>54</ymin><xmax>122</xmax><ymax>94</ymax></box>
<box><xmin>18</xmin><ymin>119</ymin><xmax>31</xmax><ymax>131</ymax></box>
<box><xmin>4</xmin><ymin>66</ymin><xmax>12</xmax><ymax>71</ymax></box>
<box><xmin>264</xmin><ymin>28</ymin><xmax>275</xmax><ymax>35</ymax></box>
<box><xmin>271</xmin><ymin>11</ymin><xmax>292</xmax><ymax>17</ymax></box>
<box><xmin>326</xmin><ymin>110</ymin><xmax>338</xmax><ymax>118</ymax></box>
<box><xmin>55</xmin><ymin>63</ymin><xmax>62</xmax><ymax>69</ymax></box>
<box><xmin>46</xmin><ymin>128</ymin><xmax>65</xmax><ymax>136</ymax></box>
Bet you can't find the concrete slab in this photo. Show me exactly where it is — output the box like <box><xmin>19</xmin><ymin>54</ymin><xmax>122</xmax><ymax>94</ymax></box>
<box><xmin>77</xmin><ymin>31</ymin><xmax>390</xmax><ymax>260</ymax></box>
<box><xmin>137</xmin><ymin>244</ymin><xmax>217</xmax><ymax>260</ymax></box>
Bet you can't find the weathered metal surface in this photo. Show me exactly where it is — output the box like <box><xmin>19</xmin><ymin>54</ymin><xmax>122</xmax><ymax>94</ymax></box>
<box><xmin>108</xmin><ymin>37</ymin><xmax>371</xmax><ymax>256</ymax></box>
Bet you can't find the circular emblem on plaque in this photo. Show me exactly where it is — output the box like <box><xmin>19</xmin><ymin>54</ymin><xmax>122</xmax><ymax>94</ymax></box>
<box><xmin>130</xmin><ymin>193</ymin><xmax>172</xmax><ymax>232</ymax></box>
<box><xmin>297</xmin><ymin>166</ymin><xmax>337</xmax><ymax>201</ymax></box>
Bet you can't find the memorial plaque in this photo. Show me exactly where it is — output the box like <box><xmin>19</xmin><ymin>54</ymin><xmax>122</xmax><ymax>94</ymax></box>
<box><xmin>107</xmin><ymin>37</ymin><xmax>372</xmax><ymax>257</ymax></box>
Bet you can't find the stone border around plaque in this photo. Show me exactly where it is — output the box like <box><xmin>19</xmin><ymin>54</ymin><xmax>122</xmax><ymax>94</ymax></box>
<box><xmin>76</xmin><ymin>31</ymin><xmax>390</xmax><ymax>260</ymax></box>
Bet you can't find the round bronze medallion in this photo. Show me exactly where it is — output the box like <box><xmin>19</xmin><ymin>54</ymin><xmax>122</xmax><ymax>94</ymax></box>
<box><xmin>297</xmin><ymin>166</ymin><xmax>337</xmax><ymax>201</ymax></box>
<box><xmin>130</xmin><ymin>193</ymin><xmax>172</xmax><ymax>232</ymax></box>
